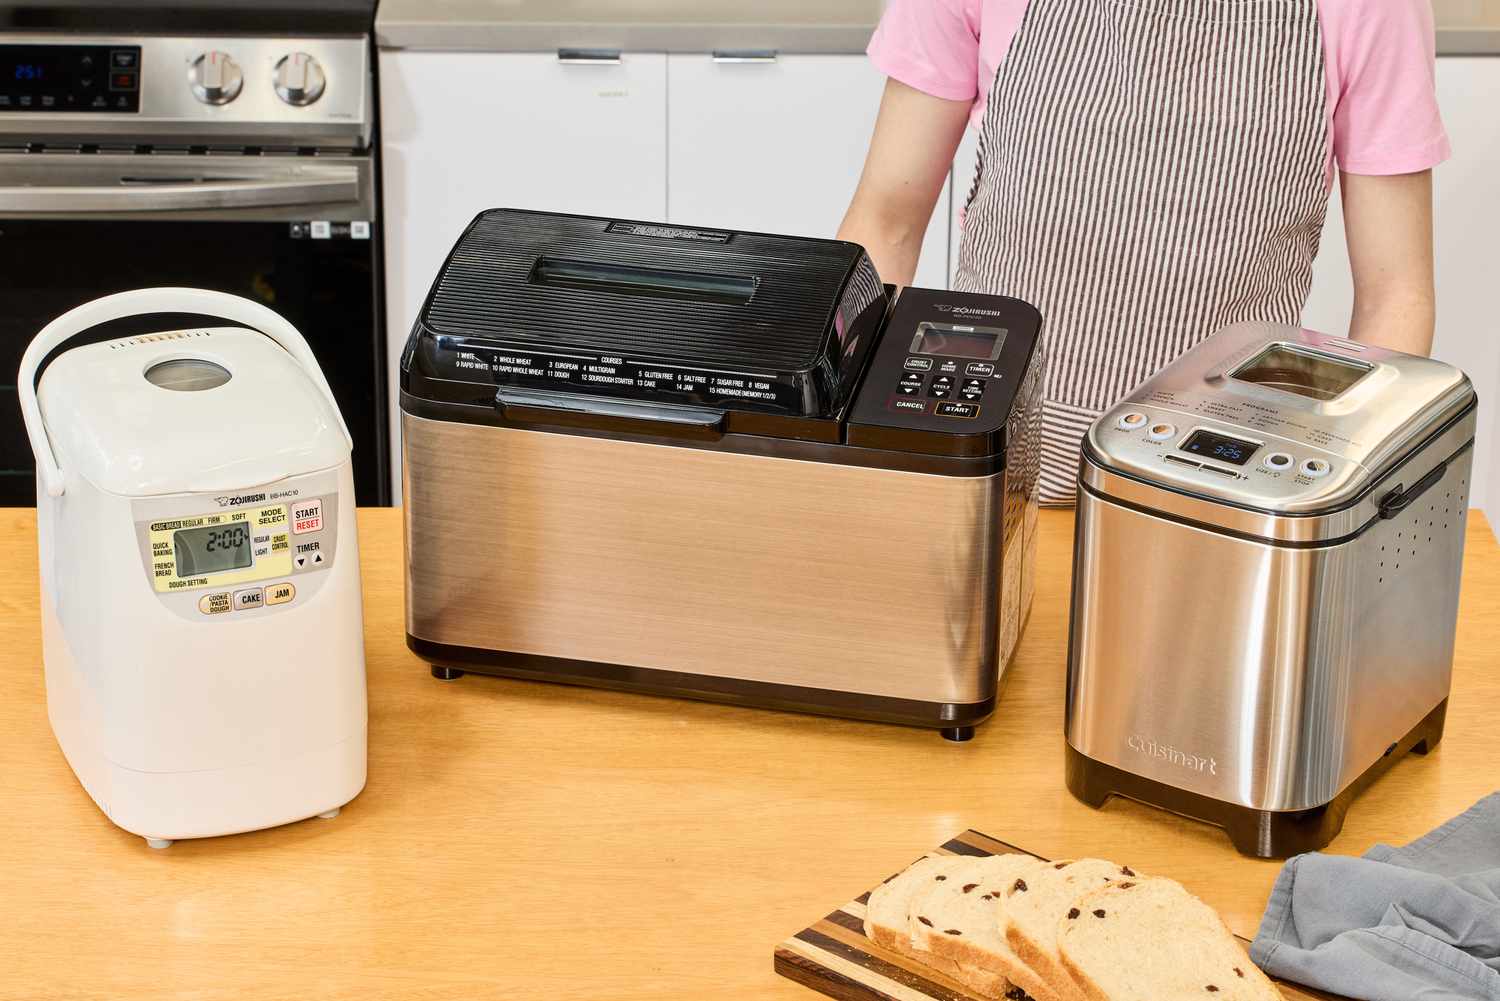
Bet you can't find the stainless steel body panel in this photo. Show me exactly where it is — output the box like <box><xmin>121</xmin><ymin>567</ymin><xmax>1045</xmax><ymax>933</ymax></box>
<box><xmin>404</xmin><ymin>413</ymin><xmax>1030</xmax><ymax>706</ymax></box>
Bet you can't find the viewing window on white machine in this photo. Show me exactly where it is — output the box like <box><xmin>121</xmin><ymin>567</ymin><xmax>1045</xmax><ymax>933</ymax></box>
<box><xmin>1231</xmin><ymin>343</ymin><xmax>1371</xmax><ymax>401</ymax></box>
<box><xmin>910</xmin><ymin>322</ymin><xmax>1007</xmax><ymax>360</ymax></box>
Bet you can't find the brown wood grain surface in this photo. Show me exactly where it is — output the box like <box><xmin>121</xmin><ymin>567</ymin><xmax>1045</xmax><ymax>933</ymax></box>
<box><xmin>0</xmin><ymin>507</ymin><xmax>1495</xmax><ymax>999</ymax></box>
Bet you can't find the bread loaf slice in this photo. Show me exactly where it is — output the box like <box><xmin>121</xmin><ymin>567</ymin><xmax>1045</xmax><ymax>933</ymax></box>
<box><xmin>908</xmin><ymin>853</ymin><xmax>1059</xmax><ymax>1001</ymax></box>
<box><xmin>863</xmin><ymin>854</ymin><xmax>970</xmax><ymax>983</ymax></box>
<box><xmin>1004</xmin><ymin>858</ymin><xmax>1136</xmax><ymax>1000</ymax></box>
<box><xmin>1057</xmin><ymin>878</ymin><xmax>1279</xmax><ymax>1001</ymax></box>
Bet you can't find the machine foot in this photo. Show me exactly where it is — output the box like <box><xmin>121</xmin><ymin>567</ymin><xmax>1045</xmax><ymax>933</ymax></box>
<box><xmin>317</xmin><ymin>808</ymin><xmax>341</xmax><ymax>820</ymax></box>
<box><xmin>431</xmin><ymin>665</ymin><xmax>465</xmax><ymax>681</ymax></box>
<box><xmin>146</xmin><ymin>837</ymin><xmax>173</xmax><ymax>850</ymax></box>
<box><xmin>941</xmin><ymin>726</ymin><xmax>975</xmax><ymax>742</ymax></box>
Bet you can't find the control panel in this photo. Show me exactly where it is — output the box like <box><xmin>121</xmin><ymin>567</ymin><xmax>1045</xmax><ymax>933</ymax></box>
<box><xmin>0</xmin><ymin>44</ymin><xmax>141</xmax><ymax>113</ymax></box>
<box><xmin>846</xmin><ymin>287</ymin><xmax>1042</xmax><ymax>457</ymax></box>
<box><xmin>1099</xmin><ymin>405</ymin><xmax>1354</xmax><ymax>503</ymax></box>
<box><xmin>131</xmin><ymin>475</ymin><xmax>341</xmax><ymax>622</ymax></box>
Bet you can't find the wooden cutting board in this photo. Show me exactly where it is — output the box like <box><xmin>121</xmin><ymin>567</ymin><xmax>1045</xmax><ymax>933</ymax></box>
<box><xmin>773</xmin><ymin>829</ymin><xmax>1348</xmax><ymax>1001</ymax></box>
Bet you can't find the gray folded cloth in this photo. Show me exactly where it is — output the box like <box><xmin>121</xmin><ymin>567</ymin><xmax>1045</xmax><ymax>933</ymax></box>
<box><xmin>1250</xmin><ymin>793</ymin><xmax>1500</xmax><ymax>1001</ymax></box>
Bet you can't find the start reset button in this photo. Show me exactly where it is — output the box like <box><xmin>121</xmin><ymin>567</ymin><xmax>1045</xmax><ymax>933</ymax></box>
<box><xmin>292</xmin><ymin>499</ymin><xmax>323</xmax><ymax>535</ymax></box>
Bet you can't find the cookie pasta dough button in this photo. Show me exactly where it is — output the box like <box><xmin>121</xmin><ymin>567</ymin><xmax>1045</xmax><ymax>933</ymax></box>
<box><xmin>197</xmin><ymin>592</ymin><xmax>232</xmax><ymax>615</ymax></box>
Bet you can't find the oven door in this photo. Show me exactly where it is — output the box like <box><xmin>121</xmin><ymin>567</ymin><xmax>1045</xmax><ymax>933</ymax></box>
<box><xmin>0</xmin><ymin>152</ymin><xmax>387</xmax><ymax>504</ymax></box>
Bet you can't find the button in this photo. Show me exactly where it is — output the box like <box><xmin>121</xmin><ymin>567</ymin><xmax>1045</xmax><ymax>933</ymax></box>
<box><xmin>928</xmin><ymin>376</ymin><xmax>954</xmax><ymax>399</ymax></box>
<box><xmin>897</xmin><ymin>373</ymin><xmax>924</xmax><ymax>396</ymax></box>
<box><xmin>1116</xmin><ymin>412</ymin><xmax>1147</xmax><ymax>431</ymax></box>
<box><xmin>111</xmin><ymin>50</ymin><xmax>138</xmax><ymax>68</ymax></box>
<box><xmin>310</xmin><ymin>220</ymin><xmax>331</xmax><ymax>239</ymax></box>
<box><xmin>1263</xmin><ymin>452</ymin><xmax>1294</xmax><ymax>471</ymax></box>
<box><xmin>891</xmin><ymin>398</ymin><xmax>928</xmax><ymax>414</ymax></box>
<box><xmin>312</xmin><ymin>551</ymin><xmax>325</xmax><ymax>565</ymax></box>
<box><xmin>291</xmin><ymin>498</ymin><xmax>323</xmax><ymax>535</ymax></box>
<box><xmin>935</xmin><ymin>401</ymin><xmax>980</xmax><ymax>419</ymax></box>
<box><xmin>295</xmin><ymin>554</ymin><xmax>308</xmax><ymax>569</ymax></box>
<box><xmin>234</xmin><ymin>588</ymin><xmax>265</xmax><ymax>611</ymax></box>
<box><xmin>965</xmin><ymin>362</ymin><xmax>995</xmax><ymax>378</ymax></box>
<box><xmin>1146</xmin><ymin>422</ymin><xmax>1176</xmax><ymax>442</ymax></box>
<box><xmin>1200</xmin><ymin>464</ymin><xmax>1238</xmax><ymax>477</ymax></box>
<box><xmin>198</xmin><ymin>592</ymin><xmax>232</xmax><ymax>615</ymax></box>
<box><xmin>1300</xmin><ymin>457</ymin><xmax>1332</xmax><ymax>479</ymax></box>
<box><xmin>350</xmin><ymin>221</ymin><xmax>371</xmax><ymax>240</ymax></box>
<box><xmin>80</xmin><ymin>54</ymin><xmax>94</xmax><ymax>69</ymax></box>
<box><xmin>904</xmin><ymin>357</ymin><xmax>933</xmax><ymax>372</ymax></box>
<box><xmin>938</xmin><ymin>360</ymin><xmax>958</xmax><ymax>374</ymax></box>
<box><xmin>960</xmin><ymin>378</ymin><xmax>985</xmax><ymax>401</ymax></box>
<box><xmin>109</xmin><ymin>71</ymin><xmax>137</xmax><ymax>91</ymax></box>
<box><xmin>265</xmin><ymin>582</ymin><xmax>296</xmax><ymax>606</ymax></box>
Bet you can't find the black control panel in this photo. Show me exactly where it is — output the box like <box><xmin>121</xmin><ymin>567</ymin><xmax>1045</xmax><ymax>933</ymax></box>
<box><xmin>846</xmin><ymin>287</ymin><xmax>1042</xmax><ymax>458</ymax></box>
<box><xmin>0</xmin><ymin>44</ymin><xmax>141</xmax><ymax>113</ymax></box>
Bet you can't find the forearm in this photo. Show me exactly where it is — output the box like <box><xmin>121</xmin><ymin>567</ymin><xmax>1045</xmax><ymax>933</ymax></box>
<box><xmin>838</xmin><ymin>193</ymin><xmax>930</xmax><ymax>287</ymax></box>
<box><xmin>1341</xmin><ymin>169</ymin><xmax>1437</xmax><ymax>356</ymax></box>
<box><xmin>837</xmin><ymin>78</ymin><xmax>970</xmax><ymax>287</ymax></box>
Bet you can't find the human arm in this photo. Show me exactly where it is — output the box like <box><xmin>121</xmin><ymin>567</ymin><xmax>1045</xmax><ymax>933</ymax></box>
<box><xmin>837</xmin><ymin>79</ymin><xmax>971</xmax><ymax>286</ymax></box>
<box><xmin>1340</xmin><ymin>169</ymin><xmax>1436</xmax><ymax>356</ymax></box>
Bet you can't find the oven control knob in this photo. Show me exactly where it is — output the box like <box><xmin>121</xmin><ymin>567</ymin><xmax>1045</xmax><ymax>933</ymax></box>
<box><xmin>273</xmin><ymin>53</ymin><xmax>326</xmax><ymax>106</ymax></box>
<box><xmin>189</xmin><ymin>51</ymin><xmax>243</xmax><ymax>105</ymax></box>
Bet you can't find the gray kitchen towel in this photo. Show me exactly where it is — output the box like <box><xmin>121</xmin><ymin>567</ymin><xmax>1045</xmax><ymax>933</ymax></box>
<box><xmin>1251</xmin><ymin>793</ymin><xmax>1500</xmax><ymax>1001</ymax></box>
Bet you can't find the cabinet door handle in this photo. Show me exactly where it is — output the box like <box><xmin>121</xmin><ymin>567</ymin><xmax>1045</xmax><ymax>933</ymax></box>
<box><xmin>711</xmin><ymin>49</ymin><xmax>778</xmax><ymax>64</ymax></box>
<box><xmin>557</xmin><ymin>48</ymin><xmax>622</xmax><ymax>64</ymax></box>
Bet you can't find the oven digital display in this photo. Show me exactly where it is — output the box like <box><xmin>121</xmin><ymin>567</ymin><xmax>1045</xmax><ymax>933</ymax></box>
<box><xmin>910</xmin><ymin>322</ymin><xmax>1007</xmax><ymax>360</ymax></box>
<box><xmin>173</xmin><ymin>523</ymin><xmax>254</xmax><ymax>577</ymax></box>
<box><xmin>1180</xmin><ymin>429</ymin><xmax>1259</xmax><ymax>466</ymax></box>
<box><xmin>0</xmin><ymin>44</ymin><xmax>142</xmax><ymax>113</ymax></box>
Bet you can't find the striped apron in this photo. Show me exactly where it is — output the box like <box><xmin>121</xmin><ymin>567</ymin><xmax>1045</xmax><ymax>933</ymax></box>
<box><xmin>954</xmin><ymin>0</ymin><xmax>1330</xmax><ymax>504</ymax></box>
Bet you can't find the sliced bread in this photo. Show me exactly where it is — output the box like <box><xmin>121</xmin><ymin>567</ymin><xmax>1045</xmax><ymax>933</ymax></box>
<box><xmin>1057</xmin><ymin>878</ymin><xmax>1279</xmax><ymax>1001</ymax></box>
<box><xmin>1004</xmin><ymin>858</ymin><xmax>1137</xmax><ymax>1000</ymax></box>
<box><xmin>862</xmin><ymin>855</ymin><xmax>968</xmax><ymax>979</ymax></box>
<box><xmin>908</xmin><ymin>853</ymin><xmax>1059</xmax><ymax>1001</ymax></box>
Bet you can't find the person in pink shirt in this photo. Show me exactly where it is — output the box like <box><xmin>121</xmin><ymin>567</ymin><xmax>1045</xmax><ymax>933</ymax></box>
<box><xmin>840</xmin><ymin>0</ymin><xmax>1449</xmax><ymax>503</ymax></box>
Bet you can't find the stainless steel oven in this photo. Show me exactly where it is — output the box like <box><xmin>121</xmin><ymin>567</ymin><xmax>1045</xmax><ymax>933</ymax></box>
<box><xmin>0</xmin><ymin>28</ymin><xmax>388</xmax><ymax>504</ymax></box>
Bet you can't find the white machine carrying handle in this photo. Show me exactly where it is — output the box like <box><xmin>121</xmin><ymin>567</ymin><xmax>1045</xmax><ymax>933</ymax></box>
<box><xmin>18</xmin><ymin>287</ymin><xmax>352</xmax><ymax>498</ymax></box>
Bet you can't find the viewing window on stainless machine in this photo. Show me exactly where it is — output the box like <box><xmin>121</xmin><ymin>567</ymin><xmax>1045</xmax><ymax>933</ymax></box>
<box><xmin>1231</xmin><ymin>344</ymin><xmax>1372</xmax><ymax>401</ymax></box>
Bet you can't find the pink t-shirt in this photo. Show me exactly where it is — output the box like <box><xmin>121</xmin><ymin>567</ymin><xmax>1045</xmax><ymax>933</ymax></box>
<box><xmin>868</xmin><ymin>0</ymin><xmax>1451</xmax><ymax>185</ymax></box>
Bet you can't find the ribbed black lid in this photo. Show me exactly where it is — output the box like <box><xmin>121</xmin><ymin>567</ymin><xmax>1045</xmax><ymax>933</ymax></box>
<box><xmin>423</xmin><ymin>208</ymin><xmax>863</xmax><ymax>374</ymax></box>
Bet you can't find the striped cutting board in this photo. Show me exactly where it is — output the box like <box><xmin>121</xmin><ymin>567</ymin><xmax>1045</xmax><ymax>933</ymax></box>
<box><xmin>774</xmin><ymin>829</ymin><xmax>1345</xmax><ymax>1001</ymax></box>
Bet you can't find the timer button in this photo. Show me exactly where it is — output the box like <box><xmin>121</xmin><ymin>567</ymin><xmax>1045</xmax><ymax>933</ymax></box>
<box><xmin>965</xmin><ymin>362</ymin><xmax>995</xmax><ymax>378</ymax></box>
<box><xmin>1116</xmin><ymin>412</ymin><xmax>1148</xmax><ymax>431</ymax></box>
<box><xmin>1146</xmin><ymin>422</ymin><xmax>1177</xmax><ymax>442</ymax></box>
<box><xmin>1300</xmin><ymin>457</ymin><xmax>1332</xmax><ymax>479</ymax></box>
<box><xmin>1263</xmin><ymin>452</ymin><xmax>1294</xmax><ymax>471</ymax></box>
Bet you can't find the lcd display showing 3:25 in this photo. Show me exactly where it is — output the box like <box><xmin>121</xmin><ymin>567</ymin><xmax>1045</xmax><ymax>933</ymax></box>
<box><xmin>1180</xmin><ymin>429</ymin><xmax>1258</xmax><ymax>466</ymax></box>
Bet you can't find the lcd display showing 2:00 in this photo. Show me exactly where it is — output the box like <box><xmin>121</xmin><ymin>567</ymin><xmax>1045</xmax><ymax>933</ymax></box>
<box><xmin>1180</xmin><ymin>429</ymin><xmax>1259</xmax><ymax>466</ymax></box>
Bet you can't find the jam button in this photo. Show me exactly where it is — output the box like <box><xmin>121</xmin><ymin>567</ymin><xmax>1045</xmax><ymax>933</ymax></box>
<box><xmin>935</xmin><ymin>401</ymin><xmax>980</xmax><ymax>419</ymax></box>
<box><xmin>960</xmin><ymin>378</ymin><xmax>985</xmax><ymax>401</ymax></box>
<box><xmin>965</xmin><ymin>362</ymin><xmax>995</xmax><ymax>378</ymax></box>
<box><xmin>265</xmin><ymin>582</ymin><xmax>296</xmax><ymax>606</ymax></box>
<box><xmin>897</xmin><ymin>373</ymin><xmax>924</xmax><ymax>396</ymax></box>
<box><xmin>903</xmin><ymin>356</ymin><xmax>934</xmax><ymax>372</ymax></box>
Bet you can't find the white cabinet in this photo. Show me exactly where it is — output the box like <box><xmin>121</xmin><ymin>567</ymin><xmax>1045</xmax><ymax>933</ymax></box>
<box><xmin>379</xmin><ymin>50</ymin><xmax>667</xmax><ymax>496</ymax></box>
<box><xmin>1303</xmin><ymin>58</ymin><xmax>1500</xmax><ymax>512</ymax></box>
<box><xmin>666</xmin><ymin>53</ymin><xmax>949</xmax><ymax>290</ymax></box>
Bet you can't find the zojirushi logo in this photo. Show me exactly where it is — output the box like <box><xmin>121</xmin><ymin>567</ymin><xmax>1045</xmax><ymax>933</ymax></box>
<box><xmin>934</xmin><ymin>304</ymin><xmax>1007</xmax><ymax>317</ymax></box>
<box><xmin>1127</xmin><ymin>734</ymin><xmax>1217</xmax><ymax>776</ymax></box>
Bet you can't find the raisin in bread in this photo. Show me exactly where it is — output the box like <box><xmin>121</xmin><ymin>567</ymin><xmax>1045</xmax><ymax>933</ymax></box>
<box><xmin>1058</xmin><ymin>878</ymin><xmax>1279</xmax><ymax>1001</ymax></box>
<box><xmin>864</xmin><ymin>855</ymin><xmax>974</xmax><ymax>982</ymax></box>
<box><xmin>1004</xmin><ymin>859</ymin><xmax>1138</xmax><ymax>1001</ymax></box>
<box><xmin>908</xmin><ymin>853</ymin><xmax>1061</xmax><ymax>1001</ymax></box>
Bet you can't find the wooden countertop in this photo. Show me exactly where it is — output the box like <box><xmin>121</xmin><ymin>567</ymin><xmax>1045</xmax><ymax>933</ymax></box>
<box><xmin>3</xmin><ymin>507</ymin><xmax>1498</xmax><ymax>1000</ymax></box>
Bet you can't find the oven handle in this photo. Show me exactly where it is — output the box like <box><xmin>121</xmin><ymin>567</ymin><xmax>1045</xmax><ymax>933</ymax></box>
<box><xmin>495</xmin><ymin>388</ymin><xmax>727</xmax><ymax>441</ymax></box>
<box><xmin>19</xmin><ymin>288</ymin><xmax>352</xmax><ymax>498</ymax></box>
<box><xmin>0</xmin><ymin>174</ymin><xmax>358</xmax><ymax>213</ymax></box>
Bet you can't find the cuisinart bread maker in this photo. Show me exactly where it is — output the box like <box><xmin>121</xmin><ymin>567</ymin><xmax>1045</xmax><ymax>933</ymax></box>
<box><xmin>19</xmin><ymin>288</ymin><xmax>367</xmax><ymax>849</ymax></box>
<box><xmin>401</xmin><ymin>209</ymin><xmax>1043</xmax><ymax>740</ymax></box>
<box><xmin>1067</xmin><ymin>321</ymin><xmax>1476</xmax><ymax>856</ymax></box>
